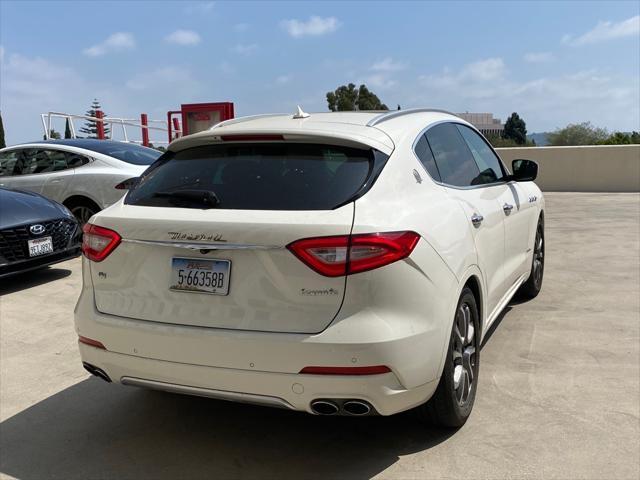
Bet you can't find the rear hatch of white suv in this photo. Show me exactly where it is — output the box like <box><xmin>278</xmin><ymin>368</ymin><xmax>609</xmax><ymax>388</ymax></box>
<box><xmin>86</xmin><ymin>140</ymin><xmax>389</xmax><ymax>333</ymax></box>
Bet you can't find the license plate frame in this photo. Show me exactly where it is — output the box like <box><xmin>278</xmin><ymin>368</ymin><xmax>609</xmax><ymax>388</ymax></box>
<box><xmin>169</xmin><ymin>257</ymin><xmax>231</xmax><ymax>296</ymax></box>
<box><xmin>28</xmin><ymin>236</ymin><xmax>54</xmax><ymax>257</ymax></box>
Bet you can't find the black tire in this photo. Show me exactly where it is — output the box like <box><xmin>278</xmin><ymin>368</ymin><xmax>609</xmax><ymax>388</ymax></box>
<box><xmin>64</xmin><ymin>198</ymin><xmax>100</xmax><ymax>227</ymax></box>
<box><xmin>519</xmin><ymin>217</ymin><xmax>545</xmax><ymax>299</ymax></box>
<box><xmin>416</xmin><ymin>287</ymin><xmax>480</xmax><ymax>428</ymax></box>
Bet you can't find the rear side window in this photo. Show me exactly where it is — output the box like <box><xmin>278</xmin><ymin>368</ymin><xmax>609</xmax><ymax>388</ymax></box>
<box><xmin>455</xmin><ymin>124</ymin><xmax>506</xmax><ymax>185</ymax></box>
<box><xmin>414</xmin><ymin>134</ymin><xmax>441</xmax><ymax>181</ymax></box>
<box><xmin>126</xmin><ymin>143</ymin><xmax>387</xmax><ymax>210</ymax></box>
<box><xmin>425</xmin><ymin>123</ymin><xmax>480</xmax><ymax>188</ymax></box>
<box><xmin>13</xmin><ymin>149</ymin><xmax>39</xmax><ymax>175</ymax></box>
<box><xmin>0</xmin><ymin>151</ymin><xmax>18</xmax><ymax>176</ymax></box>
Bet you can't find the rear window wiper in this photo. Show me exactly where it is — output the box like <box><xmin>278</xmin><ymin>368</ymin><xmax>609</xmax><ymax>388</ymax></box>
<box><xmin>153</xmin><ymin>189</ymin><xmax>220</xmax><ymax>209</ymax></box>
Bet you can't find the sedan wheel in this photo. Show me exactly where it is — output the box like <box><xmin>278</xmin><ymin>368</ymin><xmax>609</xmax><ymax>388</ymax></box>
<box><xmin>71</xmin><ymin>205</ymin><xmax>96</xmax><ymax>226</ymax></box>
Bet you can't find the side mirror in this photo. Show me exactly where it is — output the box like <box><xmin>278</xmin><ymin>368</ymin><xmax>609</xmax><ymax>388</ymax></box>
<box><xmin>511</xmin><ymin>159</ymin><xmax>538</xmax><ymax>182</ymax></box>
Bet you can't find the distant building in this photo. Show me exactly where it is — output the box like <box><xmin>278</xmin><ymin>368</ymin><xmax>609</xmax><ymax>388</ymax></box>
<box><xmin>456</xmin><ymin>112</ymin><xmax>504</xmax><ymax>137</ymax></box>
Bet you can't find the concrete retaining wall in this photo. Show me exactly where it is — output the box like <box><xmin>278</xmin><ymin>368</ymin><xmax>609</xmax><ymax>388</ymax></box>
<box><xmin>496</xmin><ymin>145</ymin><xmax>640</xmax><ymax>192</ymax></box>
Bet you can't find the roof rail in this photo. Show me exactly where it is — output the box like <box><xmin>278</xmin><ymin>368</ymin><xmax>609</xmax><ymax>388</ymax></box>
<box><xmin>212</xmin><ymin>113</ymin><xmax>286</xmax><ymax>129</ymax></box>
<box><xmin>366</xmin><ymin>108</ymin><xmax>458</xmax><ymax>127</ymax></box>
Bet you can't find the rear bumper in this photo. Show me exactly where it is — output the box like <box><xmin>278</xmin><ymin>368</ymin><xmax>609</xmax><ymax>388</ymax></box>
<box><xmin>74</xmin><ymin>252</ymin><xmax>452</xmax><ymax>415</ymax></box>
<box><xmin>79</xmin><ymin>343</ymin><xmax>438</xmax><ymax>415</ymax></box>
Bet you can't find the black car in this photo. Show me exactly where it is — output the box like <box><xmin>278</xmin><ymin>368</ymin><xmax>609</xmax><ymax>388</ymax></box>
<box><xmin>0</xmin><ymin>187</ymin><xmax>81</xmax><ymax>278</ymax></box>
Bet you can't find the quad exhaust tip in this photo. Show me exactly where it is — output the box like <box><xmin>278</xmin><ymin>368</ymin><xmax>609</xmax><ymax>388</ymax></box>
<box><xmin>342</xmin><ymin>400</ymin><xmax>372</xmax><ymax>416</ymax></box>
<box><xmin>310</xmin><ymin>399</ymin><xmax>375</xmax><ymax>416</ymax></box>
<box><xmin>310</xmin><ymin>400</ymin><xmax>339</xmax><ymax>415</ymax></box>
<box><xmin>82</xmin><ymin>362</ymin><xmax>112</xmax><ymax>383</ymax></box>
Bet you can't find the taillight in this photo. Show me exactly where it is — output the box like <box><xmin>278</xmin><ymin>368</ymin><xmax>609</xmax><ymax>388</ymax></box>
<box><xmin>82</xmin><ymin>223</ymin><xmax>121</xmax><ymax>262</ymax></box>
<box><xmin>287</xmin><ymin>231</ymin><xmax>420</xmax><ymax>277</ymax></box>
<box><xmin>78</xmin><ymin>335</ymin><xmax>106</xmax><ymax>350</ymax></box>
<box><xmin>114</xmin><ymin>177</ymin><xmax>139</xmax><ymax>190</ymax></box>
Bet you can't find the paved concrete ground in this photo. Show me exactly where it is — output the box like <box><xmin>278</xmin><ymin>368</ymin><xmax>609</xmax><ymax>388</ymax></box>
<box><xmin>1</xmin><ymin>193</ymin><xmax>638</xmax><ymax>480</ymax></box>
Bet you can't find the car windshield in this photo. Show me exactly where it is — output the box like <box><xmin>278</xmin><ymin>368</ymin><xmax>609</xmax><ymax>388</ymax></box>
<box><xmin>125</xmin><ymin>143</ymin><xmax>387</xmax><ymax>210</ymax></box>
<box><xmin>83</xmin><ymin>142</ymin><xmax>162</xmax><ymax>165</ymax></box>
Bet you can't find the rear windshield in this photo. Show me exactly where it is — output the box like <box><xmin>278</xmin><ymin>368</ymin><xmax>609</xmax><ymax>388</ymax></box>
<box><xmin>84</xmin><ymin>142</ymin><xmax>161</xmax><ymax>165</ymax></box>
<box><xmin>125</xmin><ymin>143</ymin><xmax>387</xmax><ymax>210</ymax></box>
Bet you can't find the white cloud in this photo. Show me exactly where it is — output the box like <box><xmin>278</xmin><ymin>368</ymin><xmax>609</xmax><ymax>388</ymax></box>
<box><xmin>0</xmin><ymin>46</ymin><xmax>4</xmax><ymax>63</ymax></box>
<box><xmin>232</xmin><ymin>43</ymin><xmax>257</xmax><ymax>55</ymax></box>
<box><xmin>414</xmin><ymin>58</ymin><xmax>639</xmax><ymax>131</ymax></box>
<box><xmin>126</xmin><ymin>66</ymin><xmax>199</xmax><ymax>91</ymax></box>
<box><xmin>219</xmin><ymin>61</ymin><xmax>235</xmax><ymax>74</ymax></box>
<box><xmin>185</xmin><ymin>1</ymin><xmax>214</xmax><ymax>14</ymax></box>
<box><xmin>83</xmin><ymin>32</ymin><xmax>135</xmax><ymax>57</ymax></box>
<box><xmin>165</xmin><ymin>29</ymin><xmax>201</xmax><ymax>46</ymax></box>
<box><xmin>0</xmin><ymin>52</ymin><xmax>135</xmax><ymax>144</ymax></box>
<box><xmin>234</xmin><ymin>23</ymin><xmax>249</xmax><ymax>32</ymax></box>
<box><xmin>563</xmin><ymin>15</ymin><xmax>640</xmax><ymax>46</ymax></box>
<box><xmin>281</xmin><ymin>16</ymin><xmax>340</xmax><ymax>38</ymax></box>
<box><xmin>362</xmin><ymin>74</ymin><xmax>396</xmax><ymax>90</ymax></box>
<box><xmin>276</xmin><ymin>74</ymin><xmax>292</xmax><ymax>85</ymax></box>
<box><xmin>371</xmin><ymin>57</ymin><xmax>407</xmax><ymax>72</ymax></box>
<box><xmin>524</xmin><ymin>52</ymin><xmax>555</xmax><ymax>63</ymax></box>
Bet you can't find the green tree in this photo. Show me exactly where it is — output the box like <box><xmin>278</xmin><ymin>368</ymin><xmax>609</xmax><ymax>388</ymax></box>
<box><xmin>596</xmin><ymin>131</ymin><xmax>640</xmax><ymax>145</ymax></box>
<box><xmin>0</xmin><ymin>112</ymin><xmax>5</xmax><ymax>149</ymax></box>
<box><xmin>64</xmin><ymin>118</ymin><xmax>73</xmax><ymax>139</ymax></box>
<box><xmin>326</xmin><ymin>83</ymin><xmax>388</xmax><ymax>111</ymax></box>
<box><xmin>547</xmin><ymin>122</ymin><xmax>609</xmax><ymax>146</ymax></box>
<box><xmin>486</xmin><ymin>133</ymin><xmax>535</xmax><ymax>148</ymax></box>
<box><xmin>79</xmin><ymin>98</ymin><xmax>110</xmax><ymax>138</ymax></box>
<box><xmin>44</xmin><ymin>129</ymin><xmax>61</xmax><ymax>140</ymax></box>
<box><xmin>503</xmin><ymin>112</ymin><xmax>527</xmax><ymax>145</ymax></box>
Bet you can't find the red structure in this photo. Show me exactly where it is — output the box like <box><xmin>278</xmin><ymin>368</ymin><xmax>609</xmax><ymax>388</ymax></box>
<box><xmin>95</xmin><ymin>110</ymin><xmax>105</xmax><ymax>140</ymax></box>
<box><xmin>140</xmin><ymin>113</ymin><xmax>149</xmax><ymax>146</ymax></box>
<box><xmin>168</xmin><ymin>102</ymin><xmax>234</xmax><ymax>142</ymax></box>
<box><xmin>77</xmin><ymin>102</ymin><xmax>235</xmax><ymax>146</ymax></box>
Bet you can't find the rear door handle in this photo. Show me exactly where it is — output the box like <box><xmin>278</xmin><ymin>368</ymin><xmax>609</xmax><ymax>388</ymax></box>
<box><xmin>503</xmin><ymin>203</ymin><xmax>514</xmax><ymax>214</ymax></box>
<box><xmin>471</xmin><ymin>213</ymin><xmax>484</xmax><ymax>227</ymax></box>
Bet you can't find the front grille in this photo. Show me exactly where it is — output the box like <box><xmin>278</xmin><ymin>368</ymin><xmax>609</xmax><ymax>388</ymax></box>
<box><xmin>0</xmin><ymin>218</ymin><xmax>78</xmax><ymax>263</ymax></box>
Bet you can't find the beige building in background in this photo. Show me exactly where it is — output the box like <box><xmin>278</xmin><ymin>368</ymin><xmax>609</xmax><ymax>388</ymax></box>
<box><xmin>457</xmin><ymin>112</ymin><xmax>504</xmax><ymax>137</ymax></box>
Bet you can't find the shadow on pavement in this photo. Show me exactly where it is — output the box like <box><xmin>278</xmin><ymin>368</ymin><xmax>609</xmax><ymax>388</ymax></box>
<box><xmin>0</xmin><ymin>378</ymin><xmax>456</xmax><ymax>480</ymax></box>
<box><xmin>0</xmin><ymin>267</ymin><xmax>72</xmax><ymax>296</ymax></box>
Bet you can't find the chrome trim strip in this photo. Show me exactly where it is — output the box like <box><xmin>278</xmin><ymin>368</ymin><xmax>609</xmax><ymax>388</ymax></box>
<box><xmin>121</xmin><ymin>377</ymin><xmax>296</xmax><ymax>410</ymax></box>
<box><xmin>367</xmin><ymin>108</ymin><xmax>457</xmax><ymax>127</ymax></box>
<box><xmin>123</xmin><ymin>239</ymin><xmax>282</xmax><ymax>250</ymax></box>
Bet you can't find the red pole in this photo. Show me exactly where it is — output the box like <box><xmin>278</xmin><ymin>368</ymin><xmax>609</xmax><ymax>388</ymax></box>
<box><xmin>96</xmin><ymin>110</ymin><xmax>105</xmax><ymax>140</ymax></box>
<box><xmin>172</xmin><ymin>118</ymin><xmax>181</xmax><ymax>139</ymax></box>
<box><xmin>141</xmin><ymin>113</ymin><xmax>149</xmax><ymax>147</ymax></box>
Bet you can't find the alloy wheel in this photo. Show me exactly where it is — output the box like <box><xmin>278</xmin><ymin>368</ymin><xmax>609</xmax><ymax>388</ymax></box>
<box><xmin>71</xmin><ymin>205</ymin><xmax>95</xmax><ymax>226</ymax></box>
<box><xmin>533</xmin><ymin>224</ymin><xmax>544</xmax><ymax>288</ymax></box>
<box><xmin>452</xmin><ymin>302</ymin><xmax>476</xmax><ymax>406</ymax></box>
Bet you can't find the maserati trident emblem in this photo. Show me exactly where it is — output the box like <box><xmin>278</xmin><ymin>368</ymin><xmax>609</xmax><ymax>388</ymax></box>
<box><xmin>30</xmin><ymin>224</ymin><xmax>46</xmax><ymax>235</ymax></box>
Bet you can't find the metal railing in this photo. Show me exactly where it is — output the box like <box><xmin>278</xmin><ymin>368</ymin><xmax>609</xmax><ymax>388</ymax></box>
<box><xmin>40</xmin><ymin>111</ymin><xmax>180</xmax><ymax>146</ymax></box>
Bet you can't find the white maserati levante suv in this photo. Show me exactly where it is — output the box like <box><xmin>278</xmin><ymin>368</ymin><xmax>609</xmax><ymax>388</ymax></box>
<box><xmin>75</xmin><ymin>109</ymin><xmax>544</xmax><ymax>426</ymax></box>
<box><xmin>0</xmin><ymin>139</ymin><xmax>161</xmax><ymax>224</ymax></box>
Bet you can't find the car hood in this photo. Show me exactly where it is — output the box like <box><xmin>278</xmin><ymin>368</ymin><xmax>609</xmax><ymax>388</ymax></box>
<box><xmin>0</xmin><ymin>188</ymin><xmax>72</xmax><ymax>229</ymax></box>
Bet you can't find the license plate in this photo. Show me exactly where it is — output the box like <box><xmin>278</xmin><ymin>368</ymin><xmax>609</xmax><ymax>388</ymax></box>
<box><xmin>170</xmin><ymin>257</ymin><xmax>231</xmax><ymax>295</ymax></box>
<box><xmin>28</xmin><ymin>236</ymin><xmax>54</xmax><ymax>257</ymax></box>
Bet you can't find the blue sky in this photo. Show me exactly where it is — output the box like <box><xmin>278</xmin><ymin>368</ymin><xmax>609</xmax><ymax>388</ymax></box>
<box><xmin>1</xmin><ymin>0</ymin><xmax>639</xmax><ymax>145</ymax></box>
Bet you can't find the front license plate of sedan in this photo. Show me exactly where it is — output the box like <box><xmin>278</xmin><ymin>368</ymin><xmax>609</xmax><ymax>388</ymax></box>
<box><xmin>170</xmin><ymin>257</ymin><xmax>231</xmax><ymax>295</ymax></box>
<box><xmin>28</xmin><ymin>236</ymin><xmax>54</xmax><ymax>257</ymax></box>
